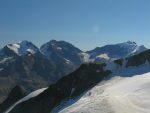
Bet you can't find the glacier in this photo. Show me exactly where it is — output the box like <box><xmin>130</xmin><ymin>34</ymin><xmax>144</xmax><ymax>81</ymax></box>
<box><xmin>53</xmin><ymin>72</ymin><xmax>150</xmax><ymax>113</ymax></box>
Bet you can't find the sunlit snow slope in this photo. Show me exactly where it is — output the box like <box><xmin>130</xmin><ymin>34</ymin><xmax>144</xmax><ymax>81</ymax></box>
<box><xmin>55</xmin><ymin>72</ymin><xmax>150</xmax><ymax>113</ymax></box>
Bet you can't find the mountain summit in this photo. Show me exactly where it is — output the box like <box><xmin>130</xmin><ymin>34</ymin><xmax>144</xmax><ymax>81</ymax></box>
<box><xmin>40</xmin><ymin>40</ymin><xmax>82</xmax><ymax>63</ymax></box>
<box><xmin>40</xmin><ymin>40</ymin><xmax>83</xmax><ymax>71</ymax></box>
<box><xmin>87</xmin><ymin>41</ymin><xmax>147</xmax><ymax>62</ymax></box>
<box><xmin>0</xmin><ymin>40</ymin><xmax>39</xmax><ymax>57</ymax></box>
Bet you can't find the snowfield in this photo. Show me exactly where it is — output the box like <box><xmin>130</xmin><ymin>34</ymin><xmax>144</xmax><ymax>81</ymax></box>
<box><xmin>105</xmin><ymin>73</ymin><xmax>150</xmax><ymax>113</ymax></box>
<box><xmin>53</xmin><ymin>72</ymin><xmax>150</xmax><ymax>113</ymax></box>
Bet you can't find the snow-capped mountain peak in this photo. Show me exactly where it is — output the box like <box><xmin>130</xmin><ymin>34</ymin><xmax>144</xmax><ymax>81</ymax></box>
<box><xmin>87</xmin><ymin>41</ymin><xmax>147</xmax><ymax>62</ymax></box>
<box><xmin>2</xmin><ymin>40</ymin><xmax>39</xmax><ymax>57</ymax></box>
<box><xmin>124</xmin><ymin>40</ymin><xmax>136</xmax><ymax>45</ymax></box>
<box><xmin>40</xmin><ymin>40</ymin><xmax>82</xmax><ymax>55</ymax></box>
<box><xmin>115</xmin><ymin>41</ymin><xmax>147</xmax><ymax>56</ymax></box>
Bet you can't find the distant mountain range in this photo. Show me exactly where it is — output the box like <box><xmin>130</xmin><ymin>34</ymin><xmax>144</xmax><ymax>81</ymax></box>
<box><xmin>0</xmin><ymin>40</ymin><xmax>83</xmax><ymax>104</ymax></box>
<box><xmin>0</xmin><ymin>40</ymin><xmax>148</xmax><ymax>113</ymax></box>
<box><xmin>0</xmin><ymin>40</ymin><xmax>147</xmax><ymax>63</ymax></box>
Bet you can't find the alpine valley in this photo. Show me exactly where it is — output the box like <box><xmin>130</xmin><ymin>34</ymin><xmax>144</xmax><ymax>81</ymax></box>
<box><xmin>0</xmin><ymin>40</ymin><xmax>150</xmax><ymax>113</ymax></box>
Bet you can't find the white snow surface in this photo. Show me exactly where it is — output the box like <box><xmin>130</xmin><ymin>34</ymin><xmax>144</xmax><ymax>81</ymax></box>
<box><xmin>5</xmin><ymin>88</ymin><xmax>47</xmax><ymax>113</ymax></box>
<box><xmin>0</xmin><ymin>68</ymin><xmax>3</xmax><ymax>71</ymax></box>
<box><xmin>0</xmin><ymin>57</ymin><xmax>13</xmax><ymax>64</ymax></box>
<box><xmin>57</xmin><ymin>47</ymin><xmax>62</xmax><ymax>50</ymax></box>
<box><xmin>95</xmin><ymin>53</ymin><xmax>111</xmax><ymax>63</ymax></box>
<box><xmin>80</xmin><ymin>52</ymin><xmax>93</xmax><ymax>63</ymax></box>
<box><xmin>64</xmin><ymin>58</ymin><xmax>71</xmax><ymax>64</ymax></box>
<box><xmin>96</xmin><ymin>53</ymin><xmax>110</xmax><ymax>60</ymax></box>
<box><xmin>6</xmin><ymin>41</ymin><xmax>39</xmax><ymax>56</ymax></box>
<box><xmin>53</xmin><ymin>72</ymin><xmax>150</xmax><ymax>113</ymax></box>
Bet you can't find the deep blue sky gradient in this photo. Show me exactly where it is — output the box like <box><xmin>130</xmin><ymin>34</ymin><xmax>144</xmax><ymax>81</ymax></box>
<box><xmin>0</xmin><ymin>0</ymin><xmax>150</xmax><ymax>51</ymax></box>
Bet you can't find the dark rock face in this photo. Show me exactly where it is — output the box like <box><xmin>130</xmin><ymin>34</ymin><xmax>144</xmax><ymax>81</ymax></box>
<box><xmin>9</xmin><ymin>63</ymin><xmax>111</xmax><ymax>113</ymax></box>
<box><xmin>0</xmin><ymin>85</ymin><xmax>27</xmax><ymax>113</ymax></box>
<box><xmin>40</xmin><ymin>40</ymin><xmax>83</xmax><ymax>74</ymax></box>
<box><xmin>126</xmin><ymin>49</ymin><xmax>150</xmax><ymax>67</ymax></box>
<box><xmin>0</xmin><ymin>53</ymin><xmax>59</xmax><ymax>103</ymax></box>
<box><xmin>114</xmin><ymin>59</ymin><xmax>124</xmax><ymax>66</ymax></box>
<box><xmin>0</xmin><ymin>46</ymin><xmax>18</xmax><ymax>58</ymax></box>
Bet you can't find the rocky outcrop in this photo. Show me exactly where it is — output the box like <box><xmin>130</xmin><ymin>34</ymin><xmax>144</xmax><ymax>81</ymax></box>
<box><xmin>0</xmin><ymin>85</ymin><xmax>27</xmax><ymax>113</ymax></box>
<box><xmin>9</xmin><ymin>63</ymin><xmax>111</xmax><ymax>113</ymax></box>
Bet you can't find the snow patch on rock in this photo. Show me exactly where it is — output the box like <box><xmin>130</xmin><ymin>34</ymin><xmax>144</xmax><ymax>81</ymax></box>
<box><xmin>0</xmin><ymin>57</ymin><xmax>13</xmax><ymax>64</ymax></box>
<box><xmin>80</xmin><ymin>52</ymin><xmax>93</xmax><ymax>63</ymax></box>
<box><xmin>64</xmin><ymin>58</ymin><xmax>70</xmax><ymax>64</ymax></box>
<box><xmin>6</xmin><ymin>41</ymin><xmax>39</xmax><ymax>56</ymax></box>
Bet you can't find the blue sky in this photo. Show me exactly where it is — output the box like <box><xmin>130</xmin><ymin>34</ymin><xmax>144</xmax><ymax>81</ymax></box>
<box><xmin>0</xmin><ymin>0</ymin><xmax>150</xmax><ymax>51</ymax></box>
